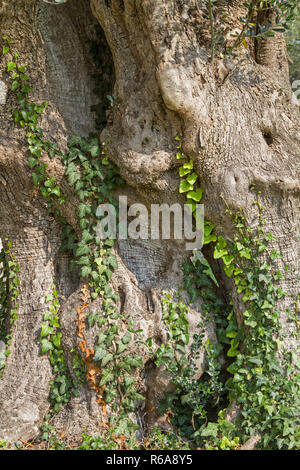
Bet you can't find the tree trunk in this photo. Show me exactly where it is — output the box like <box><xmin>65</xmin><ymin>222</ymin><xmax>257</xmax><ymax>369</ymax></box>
<box><xmin>0</xmin><ymin>0</ymin><xmax>299</xmax><ymax>447</ymax></box>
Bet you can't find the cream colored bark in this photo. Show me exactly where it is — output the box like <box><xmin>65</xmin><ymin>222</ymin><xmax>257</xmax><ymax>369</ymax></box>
<box><xmin>0</xmin><ymin>0</ymin><xmax>298</xmax><ymax>444</ymax></box>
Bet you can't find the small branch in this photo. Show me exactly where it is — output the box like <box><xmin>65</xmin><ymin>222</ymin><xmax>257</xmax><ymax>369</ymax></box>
<box><xmin>230</xmin><ymin>0</ymin><xmax>259</xmax><ymax>54</ymax></box>
<box><xmin>240</xmin><ymin>434</ymin><xmax>261</xmax><ymax>450</ymax></box>
<box><xmin>41</xmin><ymin>0</ymin><xmax>67</xmax><ymax>5</ymax></box>
<box><xmin>208</xmin><ymin>0</ymin><xmax>215</xmax><ymax>60</ymax></box>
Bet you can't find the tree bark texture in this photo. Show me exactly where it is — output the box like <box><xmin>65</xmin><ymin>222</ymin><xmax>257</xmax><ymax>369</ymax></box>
<box><xmin>0</xmin><ymin>0</ymin><xmax>298</xmax><ymax>445</ymax></box>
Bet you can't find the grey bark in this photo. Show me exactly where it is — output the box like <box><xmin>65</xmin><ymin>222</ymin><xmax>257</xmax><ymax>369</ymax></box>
<box><xmin>0</xmin><ymin>0</ymin><xmax>298</xmax><ymax>445</ymax></box>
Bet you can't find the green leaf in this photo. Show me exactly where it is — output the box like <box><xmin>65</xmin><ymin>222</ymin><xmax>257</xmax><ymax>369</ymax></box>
<box><xmin>200</xmin><ymin>422</ymin><xmax>218</xmax><ymax>438</ymax></box>
<box><xmin>186</xmin><ymin>172</ymin><xmax>198</xmax><ymax>185</ymax></box>
<box><xmin>183</xmin><ymin>160</ymin><xmax>193</xmax><ymax>170</ymax></box>
<box><xmin>179</xmin><ymin>166</ymin><xmax>191</xmax><ymax>177</ymax></box>
<box><xmin>185</xmin><ymin>200</ymin><xmax>197</xmax><ymax>213</ymax></box>
<box><xmin>176</xmin><ymin>152</ymin><xmax>185</xmax><ymax>160</ymax></box>
<box><xmin>123</xmin><ymin>376</ymin><xmax>136</xmax><ymax>391</ymax></box>
<box><xmin>7</xmin><ymin>61</ymin><xmax>16</xmax><ymax>72</ymax></box>
<box><xmin>80</xmin><ymin>265</ymin><xmax>91</xmax><ymax>278</ymax></box>
<box><xmin>224</xmin><ymin>264</ymin><xmax>235</xmax><ymax>277</ymax></box>
<box><xmin>244</xmin><ymin>319</ymin><xmax>257</xmax><ymax>328</ymax></box>
<box><xmin>41</xmin><ymin>339</ymin><xmax>53</xmax><ymax>354</ymax></box>
<box><xmin>129</xmin><ymin>356</ymin><xmax>143</xmax><ymax>368</ymax></box>
<box><xmin>227</xmin><ymin>339</ymin><xmax>239</xmax><ymax>357</ymax></box>
<box><xmin>117</xmin><ymin>341</ymin><xmax>127</xmax><ymax>354</ymax></box>
<box><xmin>94</xmin><ymin>346</ymin><xmax>106</xmax><ymax>362</ymax></box>
<box><xmin>75</xmin><ymin>243</ymin><xmax>90</xmax><ymax>257</ymax></box>
<box><xmin>101</xmin><ymin>353</ymin><xmax>113</xmax><ymax>367</ymax></box>
<box><xmin>40</xmin><ymin>324</ymin><xmax>53</xmax><ymax>338</ymax></box>
<box><xmin>28</xmin><ymin>157</ymin><xmax>39</xmax><ymax>169</ymax></box>
<box><xmin>179</xmin><ymin>179</ymin><xmax>194</xmax><ymax>193</ymax></box>
<box><xmin>97</xmin><ymin>332</ymin><xmax>106</xmax><ymax>344</ymax></box>
<box><xmin>11</xmin><ymin>80</ymin><xmax>20</xmax><ymax>91</ymax></box>
<box><xmin>99</xmin><ymin>371</ymin><xmax>114</xmax><ymax>386</ymax></box>
<box><xmin>188</xmin><ymin>287</ymin><xmax>199</xmax><ymax>303</ymax></box>
<box><xmin>264</xmin><ymin>405</ymin><xmax>274</xmax><ymax>416</ymax></box>
<box><xmin>107</xmin><ymin>254</ymin><xmax>118</xmax><ymax>269</ymax></box>
<box><xmin>104</xmin><ymin>239</ymin><xmax>114</xmax><ymax>247</ymax></box>
<box><xmin>213</xmin><ymin>236</ymin><xmax>228</xmax><ymax>259</ymax></box>
<box><xmin>122</xmin><ymin>332</ymin><xmax>132</xmax><ymax>344</ymax></box>
<box><xmin>81</xmin><ymin>229</ymin><xmax>94</xmax><ymax>243</ymax></box>
<box><xmin>186</xmin><ymin>188</ymin><xmax>203</xmax><ymax>202</ymax></box>
<box><xmin>32</xmin><ymin>172</ymin><xmax>42</xmax><ymax>186</ymax></box>
<box><xmin>52</xmin><ymin>332</ymin><xmax>62</xmax><ymax>348</ymax></box>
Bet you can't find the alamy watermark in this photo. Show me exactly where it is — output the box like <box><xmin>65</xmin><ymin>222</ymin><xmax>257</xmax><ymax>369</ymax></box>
<box><xmin>96</xmin><ymin>196</ymin><xmax>204</xmax><ymax>250</ymax></box>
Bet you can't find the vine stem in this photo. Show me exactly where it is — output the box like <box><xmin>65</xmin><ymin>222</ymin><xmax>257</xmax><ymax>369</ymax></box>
<box><xmin>208</xmin><ymin>0</ymin><xmax>215</xmax><ymax>60</ymax></box>
<box><xmin>229</xmin><ymin>0</ymin><xmax>259</xmax><ymax>53</ymax></box>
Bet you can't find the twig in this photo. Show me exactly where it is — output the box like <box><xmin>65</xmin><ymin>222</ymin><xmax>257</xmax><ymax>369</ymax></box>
<box><xmin>41</xmin><ymin>0</ymin><xmax>66</xmax><ymax>4</ymax></box>
<box><xmin>208</xmin><ymin>0</ymin><xmax>215</xmax><ymax>60</ymax></box>
<box><xmin>230</xmin><ymin>0</ymin><xmax>259</xmax><ymax>53</ymax></box>
<box><xmin>20</xmin><ymin>439</ymin><xmax>34</xmax><ymax>448</ymax></box>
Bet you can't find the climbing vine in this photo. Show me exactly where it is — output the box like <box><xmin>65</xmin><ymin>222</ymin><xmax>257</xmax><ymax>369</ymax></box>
<box><xmin>1</xmin><ymin>19</ymin><xmax>299</xmax><ymax>449</ymax></box>
<box><xmin>1</xmin><ymin>36</ymin><xmax>144</xmax><ymax>448</ymax></box>
<box><xmin>0</xmin><ymin>237</ymin><xmax>20</xmax><ymax>376</ymax></box>
<box><xmin>147</xmin><ymin>292</ymin><xmax>228</xmax><ymax>444</ymax></box>
<box><xmin>40</xmin><ymin>284</ymin><xmax>74</xmax><ymax>413</ymax></box>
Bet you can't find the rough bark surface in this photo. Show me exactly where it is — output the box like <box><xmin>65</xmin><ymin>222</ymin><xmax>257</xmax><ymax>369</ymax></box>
<box><xmin>0</xmin><ymin>0</ymin><xmax>299</xmax><ymax>445</ymax></box>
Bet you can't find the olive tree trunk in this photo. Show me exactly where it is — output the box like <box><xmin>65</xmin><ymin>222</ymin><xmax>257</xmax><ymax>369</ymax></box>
<box><xmin>0</xmin><ymin>0</ymin><xmax>299</xmax><ymax>445</ymax></box>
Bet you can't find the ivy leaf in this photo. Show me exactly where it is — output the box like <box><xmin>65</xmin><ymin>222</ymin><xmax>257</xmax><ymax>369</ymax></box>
<box><xmin>41</xmin><ymin>338</ymin><xmax>53</xmax><ymax>354</ymax></box>
<box><xmin>81</xmin><ymin>229</ymin><xmax>94</xmax><ymax>243</ymax></box>
<box><xmin>75</xmin><ymin>243</ymin><xmax>90</xmax><ymax>257</ymax></box>
<box><xmin>87</xmin><ymin>313</ymin><xmax>97</xmax><ymax>327</ymax></box>
<box><xmin>179</xmin><ymin>179</ymin><xmax>193</xmax><ymax>193</ymax></box>
<box><xmin>40</xmin><ymin>324</ymin><xmax>53</xmax><ymax>338</ymax></box>
<box><xmin>32</xmin><ymin>172</ymin><xmax>42</xmax><ymax>186</ymax></box>
<box><xmin>122</xmin><ymin>332</ymin><xmax>132</xmax><ymax>344</ymax></box>
<box><xmin>183</xmin><ymin>160</ymin><xmax>193</xmax><ymax>170</ymax></box>
<box><xmin>188</xmin><ymin>287</ymin><xmax>199</xmax><ymax>303</ymax></box>
<box><xmin>186</xmin><ymin>172</ymin><xmax>198</xmax><ymax>185</ymax></box>
<box><xmin>76</xmin><ymin>256</ymin><xmax>90</xmax><ymax>266</ymax></box>
<box><xmin>52</xmin><ymin>332</ymin><xmax>62</xmax><ymax>348</ymax></box>
<box><xmin>104</xmin><ymin>239</ymin><xmax>114</xmax><ymax>247</ymax></box>
<box><xmin>129</xmin><ymin>356</ymin><xmax>143</xmax><ymax>368</ymax></box>
<box><xmin>7</xmin><ymin>62</ymin><xmax>16</xmax><ymax>72</ymax></box>
<box><xmin>123</xmin><ymin>376</ymin><xmax>136</xmax><ymax>391</ymax></box>
<box><xmin>80</xmin><ymin>265</ymin><xmax>91</xmax><ymax>278</ymax></box>
<box><xmin>222</xmin><ymin>254</ymin><xmax>234</xmax><ymax>266</ymax></box>
<box><xmin>18</xmin><ymin>64</ymin><xmax>26</xmax><ymax>73</ymax></box>
<box><xmin>106</xmin><ymin>254</ymin><xmax>118</xmax><ymax>269</ymax></box>
<box><xmin>28</xmin><ymin>157</ymin><xmax>39</xmax><ymax>169</ymax></box>
<box><xmin>224</xmin><ymin>264</ymin><xmax>235</xmax><ymax>277</ymax></box>
<box><xmin>185</xmin><ymin>200</ymin><xmax>197</xmax><ymax>213</ymax></box>
<box><xmin>11</xmin><ymin>81</ymin><xmax>20</xmax><ymax>91</ymax></box>
<box><xmin>117</xmin><ymin>341</ymin><xmax>127</xmax><ymax>354</ymax></box>
<box><xmin>179</xmin><ymin>166</ymin><xmax>191</xmax><ymax>177</ymax></box>
<box><xmin>186</xmin><ymin>188</ymin><xmax>203</xmax><ymax>202</ymax></box>
<box><xmin>101</xmin><ymin>353</ymin><xmax>113</xmax><ymax>367</ymax></box>
<box><xmin>200</xmin><ymin>422</ymin><xmax>218</xmax><ymax>438</ymax></box>
<box><xmin>94</xmin><ymin>346</ymin><xmax>106</xmax><ymax>362</ymax></box>
<box><xmin>97</xmin><ymin>332</ymin><xmax>106</xmax><ymax>344</ymax></box>
<box><xmin>99</xmin><ymin>370</ymin><xmax>114</xmax><ymax>386</ymax></box>
<box><xmin>176</xmin><ymin>152</ymin><xmax>185</xmax><ymax>160</ymax></box>
<box><xmin>214</xmin><ymin>236</ymin><xmax>228</xmax><ymax>259</ymax></box>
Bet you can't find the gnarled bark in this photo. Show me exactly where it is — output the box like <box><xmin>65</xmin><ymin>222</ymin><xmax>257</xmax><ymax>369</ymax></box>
<box><xmin>0</xmin><ymin>0</ymin><xmax>299</xmax><ymax>446</ymax></box>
